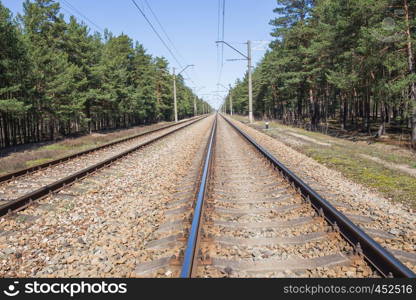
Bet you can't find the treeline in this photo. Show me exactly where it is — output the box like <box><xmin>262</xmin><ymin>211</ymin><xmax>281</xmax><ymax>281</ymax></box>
<box><xmin>0</xmin><ymin>0</ymin><xmax>209</xmax><ymax>149</ymax></box>
<box><xmin>228</xmin><ymin>0</ymin><xmax>416</xmax><ymax>146</ymax></box>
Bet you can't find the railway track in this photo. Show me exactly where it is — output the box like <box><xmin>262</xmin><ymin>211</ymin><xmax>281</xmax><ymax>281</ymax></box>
<box><xmin>135</xmin><ymin>114</ymin><xmax>415</xmax><ymax>278</ymax></box>
<box><xmin>0</xmin><ymin>116</ymin><xmax>206</xmax><ymax>216</ymax></box>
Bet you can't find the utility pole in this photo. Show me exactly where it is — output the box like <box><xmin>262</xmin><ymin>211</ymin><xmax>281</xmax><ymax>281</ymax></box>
<box><xmin>229</xmin><ymin>84</ymin><xmax>233</xmax><ymax>116</ymax></box>
<box><xmin>173</xmin><ymin>64</ymin><xmax>194</xmax><ymax>122</ymax></box>
<box><xmin>192</xmin><ymin>87</ymin><xmax>205</xmax><ymax>117</ymax></box>
<box><xmin>173</xmin><ymin>68</ymin><xmax>178</xmax><ymax>122</ymax></box>
<box><xmin>216</xmin><ymin>40</ymin><xmax>253</xmax><ymax>123</ymax></box>
<box><xmin>247</xmin><ymin>40</ymin><xmax>253</xmax><ymax>123</ymax></box>
<box><xmin>218</xmin><ymin>83</ymin><xmax>233</xmax><ymax>116</ymax></box>
<box><xmin>193</xmin><ymin>95</ymin><xmax>197</xmax><ymax>116</ymax></box>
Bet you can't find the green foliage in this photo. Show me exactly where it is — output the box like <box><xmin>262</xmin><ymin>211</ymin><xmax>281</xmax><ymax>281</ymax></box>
<box><xmin>0</xmin><ymin>0</ymin><xmax>211</xmax><ymax>148</ymax></box>
<box><xmin>230</xmin><ymin>0</ymin><xmax>416</xmax><ymax>139</ymax></box>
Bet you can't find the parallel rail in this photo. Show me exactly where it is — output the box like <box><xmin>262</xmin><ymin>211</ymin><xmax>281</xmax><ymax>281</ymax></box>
<box><xmin>180</xmin><ymin>117</ymin><xmax>217</xmax><ymax>277</ymax></box>
<box><xmin>0</xmin><ymin>117</ymin><xmax>206</xmax><ymax>217</ymax></box>
<box><xmin>222</xmin><ymin>115</ymin><xmax>415</xmax><ymax>278</ymax></box>
<box><xmin>0</xmin><ymin>116</ymin><xmax>201</xmax><ymax>183</ymax></box>
<box><xmin>180</xmin><ymin>114</ymin><xmax>415</xmax><ymax>278</ymax></box>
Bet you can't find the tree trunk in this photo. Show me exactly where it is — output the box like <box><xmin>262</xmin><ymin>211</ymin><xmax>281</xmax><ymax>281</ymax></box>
<box><xmin>86</xmin><ymin>101</ymin><xmax>92</xmax><ymax>134</ymax></box>
<box><xmin>376</xmin><ymin>102</ymin><xmax>386</xmax><ymax>138</ymax></box>
<box><xmin>341</xmin><ymin>93</ymin><xmax>348</xmax><ymax>130</ymax></box>
<box><xmin>364</xmin><ymin>85</ymin><xmax>371</xmax><ymax>133</ymax></box>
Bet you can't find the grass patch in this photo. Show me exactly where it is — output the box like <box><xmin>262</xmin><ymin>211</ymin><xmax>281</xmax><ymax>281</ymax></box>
<box><xmin>40</xmin><ymin>144</ymin><xmax>70</xmax><ymax>151</ymax></box>
<box><xmin>233</xmin><ymin>116</ymin><xmax>416</xmax><ymax>209</ymax></box>
<box><xmin>25</xmin><ymin>158</ymin><xmax>54</xmax><ymax>167</ymax></box>
<box><xmin>68</xmin><ymin>143</ymin><xmax>98</xmax><ymax>153</ymax></box>
<box><xmin>305</xmin><ymin>147</ymin><xmax>416</xmax><ymax>208</ymax></box>
<box><xmin>0</xmin><ymin>120</ymin><xmax>176</xmax><ymax>175</ymax></box>
<box><xmin>383</xmin><ymin>153</ymin><xmax>413</xmax><ymax>165</ymax></box>
<box><xmin>255</xmin><ymin>118</ymin><xmax>416</xmax><ymax>167</ymax></box>
<box><xmin>15</xmin><ymin>215</ymin><xmax>30</xmax><ymax>223</ymax></box>
<box><xmin>62</xmin><ymin>202</ymin><xmax>75</xmax><ymax>211</ymax></box>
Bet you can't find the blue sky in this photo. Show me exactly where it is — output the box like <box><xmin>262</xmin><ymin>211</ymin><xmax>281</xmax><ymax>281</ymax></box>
<box><xmin>2</xmin><ymin>0</ymin><xmax>277</xmax><ymax>108</ymax></box>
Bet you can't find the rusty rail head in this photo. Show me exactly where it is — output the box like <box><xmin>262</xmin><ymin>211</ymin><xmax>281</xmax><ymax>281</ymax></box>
<box><xmin>221</xmin><ymin>114</ymin><xmax>415</xmax><ymax>278</ymax></box>
<box><xmin>0</xmin><ymin>117</ymin><xmax>207</xmax><ymax>217</ymax></box>
<box><xmin>180</xmin><ymin>116</ymin><xmax>217</xmax><ymax>278</ymax></box>
<box><xmin>0</xmin><ymin>117</ymin><xmax>202</xmax><ymax>184</ymax></box>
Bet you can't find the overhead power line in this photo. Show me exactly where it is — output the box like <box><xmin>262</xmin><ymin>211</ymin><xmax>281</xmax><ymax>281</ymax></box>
<box><xmin>140</xmin><ymin>0</ymin><xmax>201</xmax><ymax>87</ymax></box>
<box><xmin>221</xmin><ymin>0</ymin><xmax>226</xmax><ymax>67</ymax></box>
<box><xmin>59</xmin><ymin>0</ymin><xmax>104</xmax><ymax>33</ymax></box>
<box><xmin>216</xmin><ymin>0</ymin><xmax>226</xmax><ymax>87</ymax></box>
<box><xmin>142</xmin><ymin>0</ymin><xmax>184</xmax><ymax>62</ymax></box>
<box><xmin>131</xmin><ymin>0</ymin><xmax>201</xmax><ymax>89</ymax></box>
<box><xmin>216</xmin><ymin>0</ymin><xmax>221</xmax><ymax>73</ymax></box>
<box><xmin>131</xmin><ymin>0</ymin><xmax>184</xmax><ymax>70</ymax></box>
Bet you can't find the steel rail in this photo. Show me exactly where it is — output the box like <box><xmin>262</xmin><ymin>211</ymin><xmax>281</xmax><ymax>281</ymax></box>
<box><xmin>0</xmin><ymin>116</ymin><xmax>203</xmax><ymax>184</ymax></box>
<box><xmin>180</xmin><ymin>116</ymin><xmax>217</xmax><ymax>278</ymax></box>
<box><xmin>221</xmin><ymin>114</ymin><xmax>415</xmax><ymax>278</ymax></box>
<box><xmin>0</xmin><ymin>117</ymin><xmax>207</xmax><ymax>217</ymax></box>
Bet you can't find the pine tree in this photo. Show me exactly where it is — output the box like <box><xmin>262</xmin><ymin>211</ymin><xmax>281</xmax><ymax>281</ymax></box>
<box><xmin>0</xmin><ymin>0</ymin><xmax>206</xmax><ymax>149</ymax></box>
<box><xmin>231</xmin><ymin>0</ymin><xmax>416</xmax><ymax>146</ymax></box>
<box><xmin>21</xmin><ymin>0</ymin><xmax>80</xmax><ymax>139</ymax></box>
<box><xmin>0</xmin><ymin>2</ymin><xmax>31</xmax><ymax>147</ymax></box>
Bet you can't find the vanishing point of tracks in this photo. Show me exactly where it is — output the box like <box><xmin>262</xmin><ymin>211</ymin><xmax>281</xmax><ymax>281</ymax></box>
<box><xmin>136</xmin><ymin>115</ymin><xmax>415</xmax><ymax>278</ymax></box>
<box><xmin>0</xmin><ymin>117</ymin><xmax>205</xmax><ymax>216</ymax></box>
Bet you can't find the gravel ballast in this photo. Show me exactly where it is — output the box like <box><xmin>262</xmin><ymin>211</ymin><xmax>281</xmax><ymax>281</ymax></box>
<box><xmin>227</xmin><ymin>116</ymin><xmax>416</xmax><ymax>273</ymax></box>
<box><xmin>196</xmin><ymin>117</ymin><xmax>373</xmax><ymax>278</ymax></box>
<box><xmin>0</xmin><ymin>116</ymin><xmax>214</xmax><ymax>277</ymax></box>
